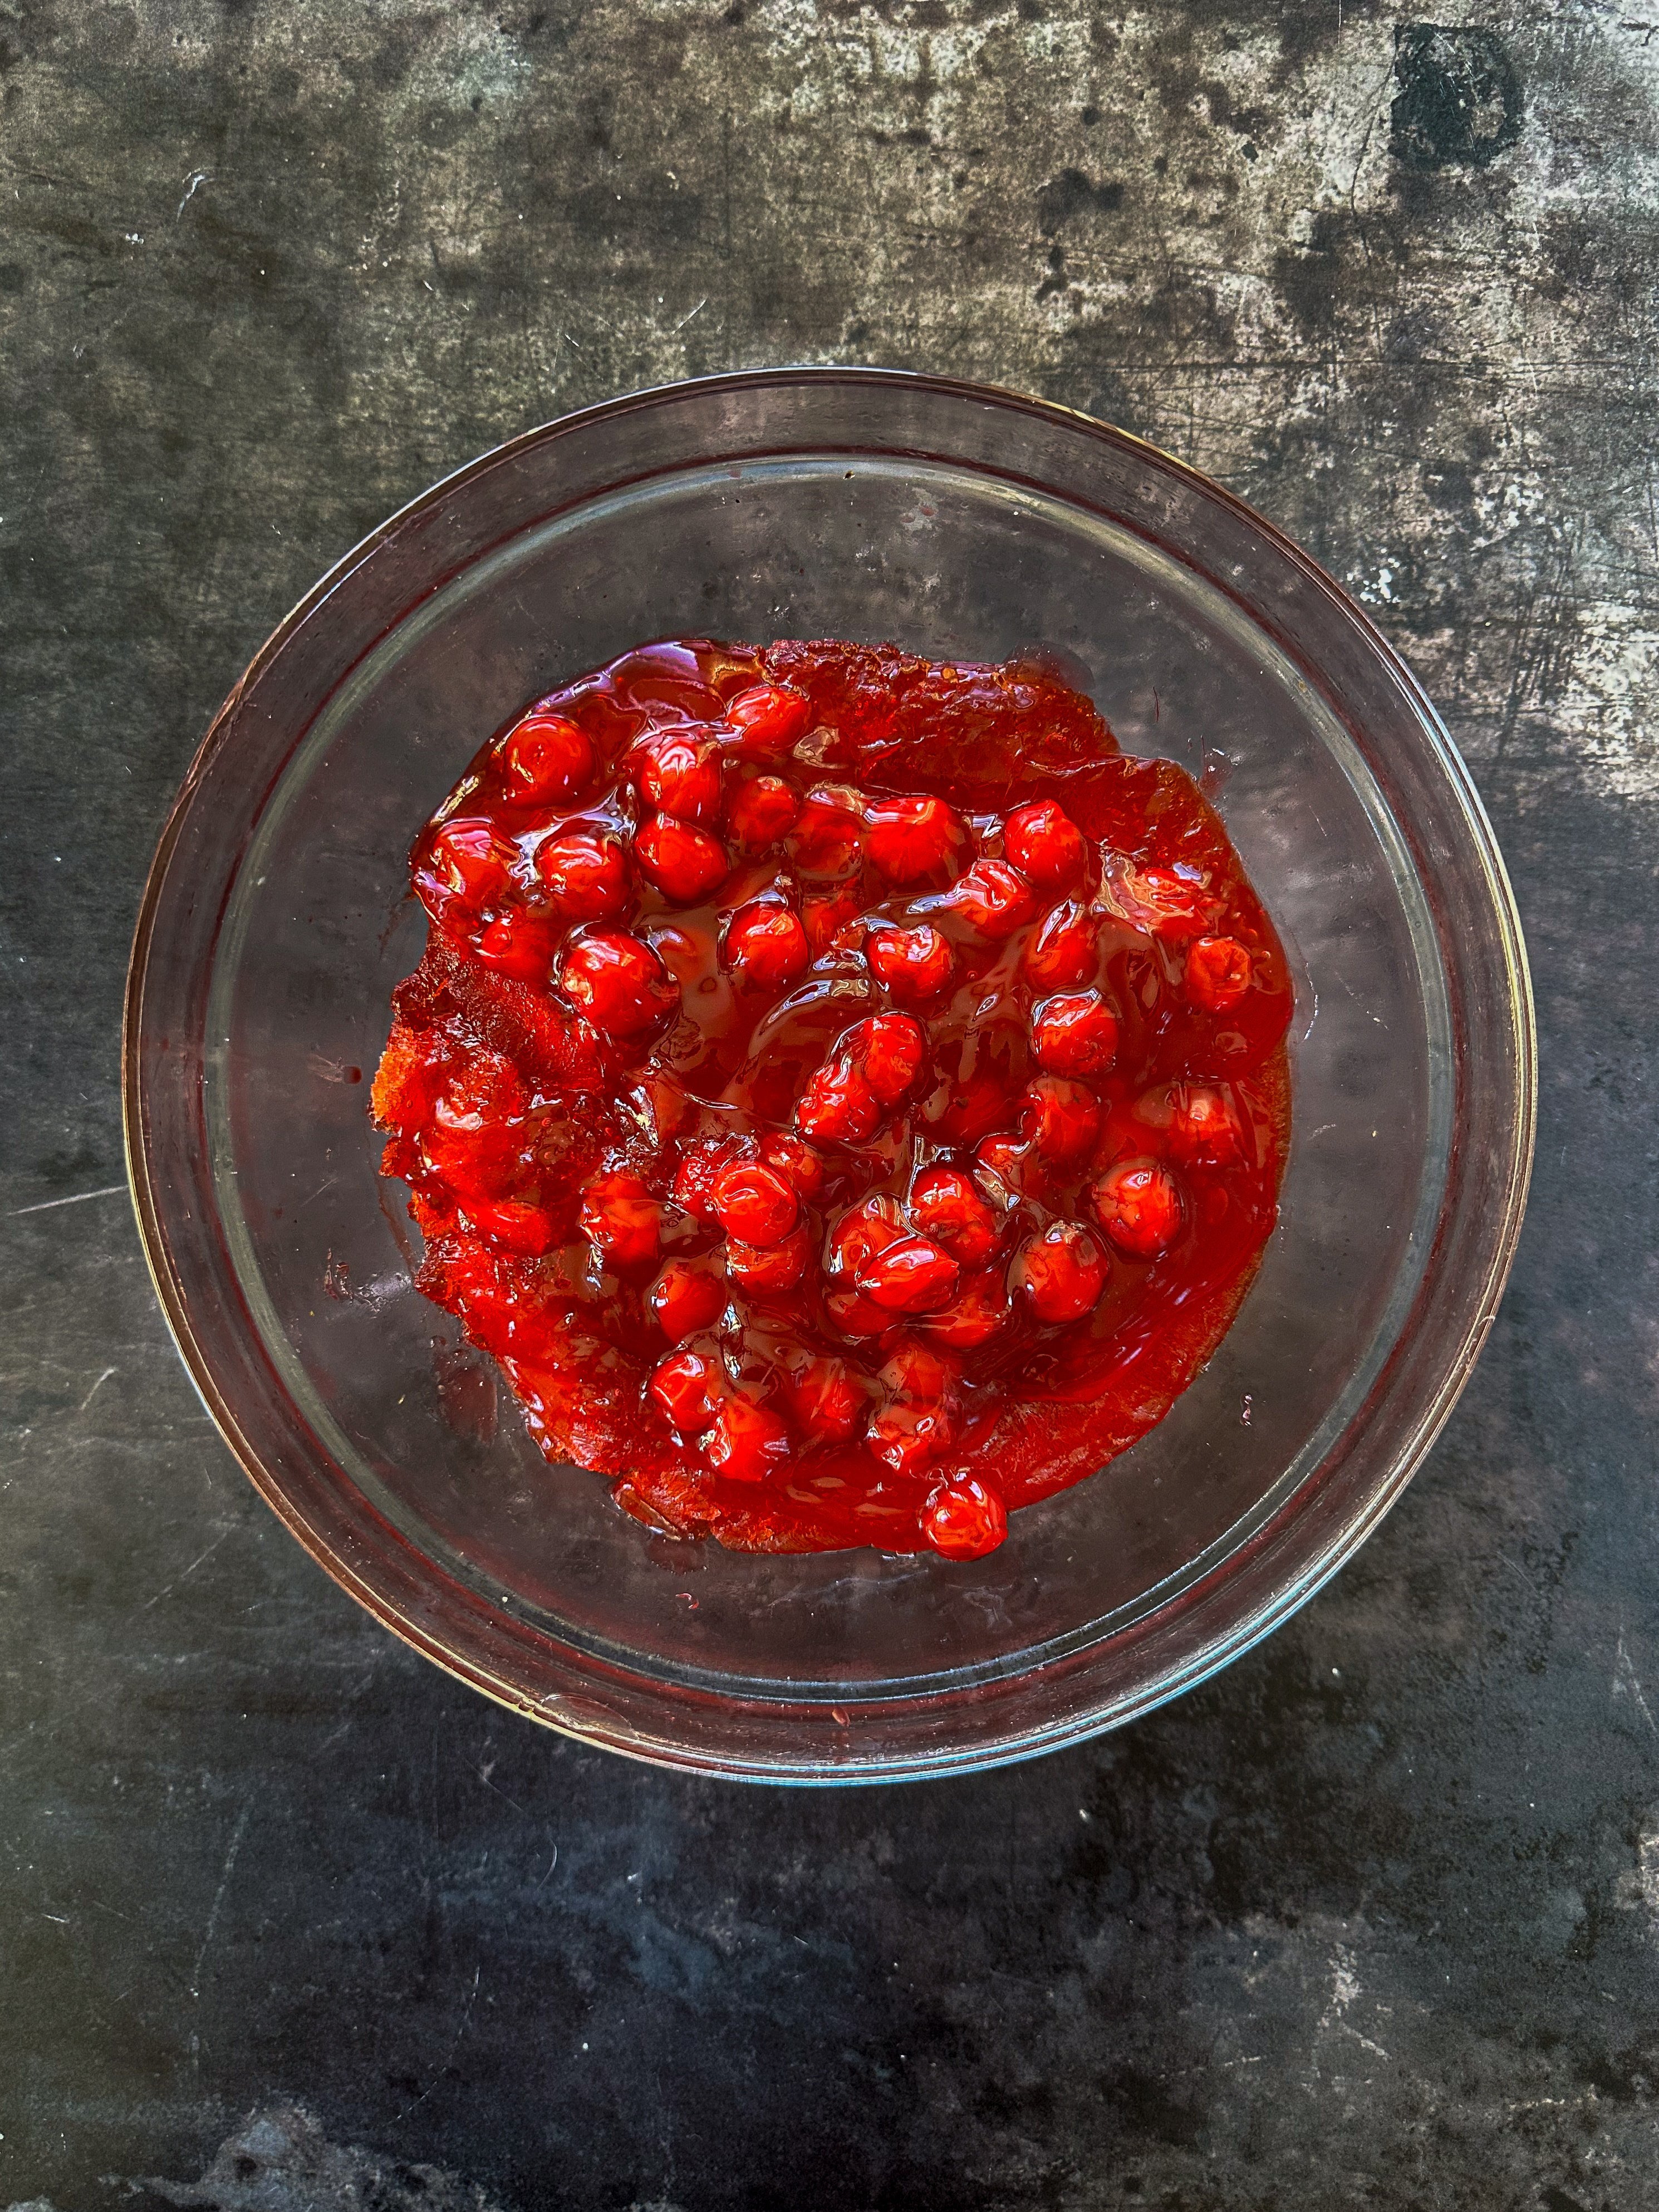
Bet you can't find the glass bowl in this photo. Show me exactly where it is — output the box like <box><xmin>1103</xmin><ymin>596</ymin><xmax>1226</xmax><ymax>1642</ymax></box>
<box><xmin>124</xmin><ymin>369</ymin><xmax>1534</xmax><ymax>1783</ymax></box>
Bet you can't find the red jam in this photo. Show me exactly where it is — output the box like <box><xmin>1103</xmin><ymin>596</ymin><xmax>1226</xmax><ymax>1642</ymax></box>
<box><xmin>371</xmin><ymin>638</ymin><xmax>1292</xmax><ymax>1558</ymax></box>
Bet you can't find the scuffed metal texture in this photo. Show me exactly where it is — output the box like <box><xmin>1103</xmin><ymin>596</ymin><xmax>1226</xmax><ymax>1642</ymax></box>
<box><xmin>2</xmin><ymin>3</ymin><xmax>1656</xmax><ymax>2209</ymax></box>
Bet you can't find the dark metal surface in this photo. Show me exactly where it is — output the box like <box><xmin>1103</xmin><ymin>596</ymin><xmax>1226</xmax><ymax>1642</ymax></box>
<box><xmin>3</xmin><ymin>5</ymin><xmax>1655</xmax><ymax>2206</ymax></box>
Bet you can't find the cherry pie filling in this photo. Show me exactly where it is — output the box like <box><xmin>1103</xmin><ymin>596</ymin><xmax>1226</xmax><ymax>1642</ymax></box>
<box><xmin>372</xmin><ymin>637</ymin><xmax>1292</xmax><ymax>1559</ymax></box>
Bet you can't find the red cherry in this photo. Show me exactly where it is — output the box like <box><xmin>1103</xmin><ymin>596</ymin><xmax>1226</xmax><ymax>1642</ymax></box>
<box><xmin>866</xmin><ymin>921</ymin><xmax>954</xmax><ymax>1004</ymax></box>
<box><xmin>1018</xmin><ymin>1220</ymin><xmax>1107</xmax><ymax>1325</ymax></box>
<box><xmin>757</xmin><ymin>1133</ymin><xmax>828</xmax><ymax>1203</ymax></box>
<box><xmin>922</xmin><ymin>1475</ymin><xmax>1007</xmax><ymax>1559</ymax></box>
<box><xmin>465</xmin><ymin>1199</ymin><xmax>557</xmax><ymax>1256</ymax></box>
<box><xmin>468</xmin><ymin>911</ymin><xmax>561</xmax><ymax>982</ymax></box>
<box><xmin>1004</xmin><ymin>798</ymin><xmax>1087</xmax><ymax>888</ymax></box>
<box><xmin>972</xmin><ymin>1131</ymin><xmax>1042</xmax><ymax>1200</ymax></box>
<box><xmin>671</xmin><ymin>1135</ymin><xmax>742</xmax><ymax>1222</ymax></box>
<box><xmin>1019</xmin><ymin>1075</ymin><xmax>1101</xmax><ymax>1163</ymax></box>
<box><xmin>579</xmin><ymin>1171</ymin><xmax>660</xmax><ymax>1270</ymax></box>
<box><xmin>415</xmin><ymin>818</ymin><xmax>513</xmax><ymax>926</ymax></box>
<box><xmin>797</xmin><ymin>1057</ymin><xmax>881</xmax><ymax>1145</ymax></box>
<box><xmin>558</xmin><ymin>929</ymin><xmax>679</xmax><ymax>1038</ymax></box>
<box><xmin>1185</xmin><ymin>935</ymin><xmax>1252</xmax><ymax>1012</ymax></box>
<box><xmin>919</xmin><ymin>1267</ymin><xmax>1010</xmax><ymax>1348</ymax></box>
<box><xmin>649</xmin><ymin>1259</ymin><xmax>727</xmax><ymax>1339</ymax></box>
<box><xmin>828</xmin><ymin>1195</ymin><xmax>907</xmax><ymax>1280</ymax></box>
<box><xmin>855</xmin><ymin>1234</ymin><xmax>960</xmax><ymax>1314</ymax></box>
<box><xmin>880</xmin><ymin>1338</ymin><xmax>954</xmax><ymax>1402</ymax></box>
<box><xmin>1032</xmin><ymin>989</ymin><xmax>1120</xmax><ymax>1077</ymax></box>
<box><xmin>867</xmin><ymin>1396</ymin><xmax>956</xmax><ymax>1477</ymax></box>
<box><xmin>726</xmin><ymin>1222</ymin><xmax>811</xmax><ymax>1293</ymax></box>
<box><xmin>863</xmin><ymin>793</ymin><xmax>965</xmax><ymax>885</ymax></box>
<box><xmin>429</xmin><ymin>1051</ymin><xmax>521</xmax><ymax>1136</ymax></box>
<box><xmin>533</xmin><ymin>828</ymin><xmax>630</xmax><ymax>921</ymax></box>
<box><xmin>784</xmin><ymin>1356</ymin><xmax>864</xmax><ymax>1442</ymax></box>
<box><xmin>1124</xmin><ymin>864</ymin><xmax>1217</xmax><ymax>940</ymax></box>
<box><xmin>801</xmin><ymin>886</ymin><xmax>864</xmax><ymax>955</ymax></box>
<box><xmin>711</xmin><ymin>1160</ymin><xmax>799</xmax><ymax>1248</ymax></box>
<box><xmin>498</xmin><ymin>711</ymin><xmax>592</xmax><ymax>803</ymax></box>
<box><xmin>723</xmin><ymin>899</ymin><xmax>809</xmax><ymax>992</ymax></box>
<box><xmin>639</xmin><ymin>732</ymin><xmax>721</xmax><ymax>824</ymax></box>
<box><xmin>1022</xmin><ymin>900</ymin><xmax>1100</xmax><ymax>989</ymax></box>
<box><xmin>1167</xmin><ymin>1083</ymin><xmax>1246</xmax><ymax>1166</ymax></box>
<box><xmin>868</xmin><ymin>1342</ymin><xmax>957</xmax><ymax>1474</ymax></box>
<box><xmin>705</xmin><ymin>1396</ymin><xmax>792</xmax><ymax>1482</ymax></box>
<box><xmin>944</xmin><ymin>857</ymin><xmax>1036</xmax><ymax>939</ymax></box>
<box><xmin>789</xmin><ymin>784</ymin><xmax>865</xmax><ymax>877</ymax></box>
<box><xmin>847</xmin><ymin>1012</ymin><xmax>925</xmax><ymax>1104</ymax></box>
<box><xmin>725</xmin><ymin>682</ymin><xmax>810</xmax><ymax>757</ymax></box>
<box><xmin>725</xmin><ymin>773</ymin><xmax>799</xmax><ymax>848</ymax></box>
<box><xmin>822</xmin><ymin>1283</ymin><xmax>898</xmax><ymax>1341</ymax></box>
<box><xmin>649</xmin><ymin>1347</ymin><xmax>719</xmax><ymax>1433</ymax></box>
<box><xmin>1091</xmin><ymin>1158</ymin><xmax>1182</xmax><ymax>1258</ymax></box>
<box><xmin>907</xmin><ymin>1165</ymin><xmax>1000</xmax><ymax>1265</ymax></box>
<box><xmin>634</xmin><ymin>813</ymin><xmax>729</xmax><ymax>903</ymax></box>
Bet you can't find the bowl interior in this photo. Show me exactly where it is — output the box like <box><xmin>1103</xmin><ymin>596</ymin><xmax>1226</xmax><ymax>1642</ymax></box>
<box><xmin>203</xmin><ymin>449</ymin><xmax>1448</xmax><ymax>1700</ymax></box>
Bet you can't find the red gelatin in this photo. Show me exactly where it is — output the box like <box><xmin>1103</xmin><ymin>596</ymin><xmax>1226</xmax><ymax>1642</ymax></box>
<box><xmin>375</xmin><ymin>635</ymin><xmax>1291</xmax><ymax>1559</ymax></box>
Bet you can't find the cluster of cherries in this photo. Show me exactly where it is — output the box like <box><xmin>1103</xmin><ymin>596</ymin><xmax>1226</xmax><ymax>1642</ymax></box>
<box><xmin>380</xmin><ymin>640</ymin><xmax>1284</xmax><ymax>1560</ymax></box>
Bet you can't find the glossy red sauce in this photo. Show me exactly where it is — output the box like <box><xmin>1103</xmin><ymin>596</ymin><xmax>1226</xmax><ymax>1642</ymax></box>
<box><xmin>372</xmin><ymin>638</ymin><xmax>1292</xmax><ymax>1559</ymax></box>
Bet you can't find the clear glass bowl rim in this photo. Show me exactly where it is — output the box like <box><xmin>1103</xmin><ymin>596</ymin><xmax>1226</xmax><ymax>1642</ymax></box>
<box><xmin>123</xmin><ymin>366</ymin><xmax>1537</xmax><ymax>1783</ymax></box>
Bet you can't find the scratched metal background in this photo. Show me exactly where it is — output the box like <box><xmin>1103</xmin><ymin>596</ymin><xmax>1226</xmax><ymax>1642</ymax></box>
<box><xmin>4</xmin><ymin>4</ymin><xmax>1658</xmax><ymax>2208</ymax></box>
